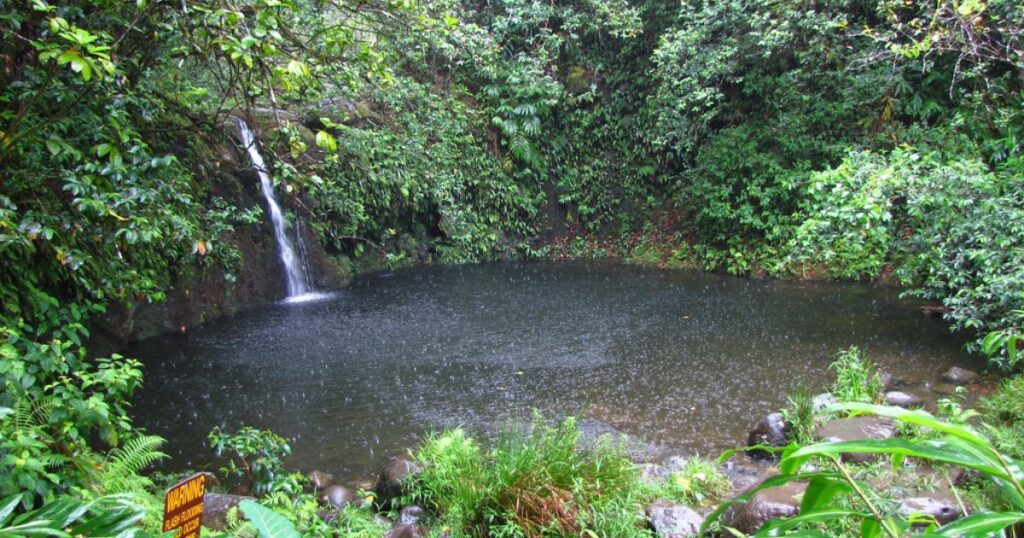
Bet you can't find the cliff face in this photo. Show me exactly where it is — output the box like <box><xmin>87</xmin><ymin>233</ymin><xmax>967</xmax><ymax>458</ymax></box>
<box><xmin>88</xmin><ymin>126</ymin><xmax>348</xmax><ymax>352</ymax></box>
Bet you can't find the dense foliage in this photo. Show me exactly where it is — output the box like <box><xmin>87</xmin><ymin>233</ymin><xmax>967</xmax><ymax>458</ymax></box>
<box><xmin>3</xmin><ymin>0</ymin><xmax>1024</xmax><ymax>531</ymax></box>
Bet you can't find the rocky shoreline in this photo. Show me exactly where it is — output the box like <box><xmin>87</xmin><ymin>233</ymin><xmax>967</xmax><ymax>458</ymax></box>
<box><xmin>193</xmin><ymin>365</ymin><xmax>998</xmax><ymax>537</ymax></box>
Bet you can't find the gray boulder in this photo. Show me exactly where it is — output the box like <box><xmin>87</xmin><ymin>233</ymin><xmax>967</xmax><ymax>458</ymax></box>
<box><xmin>746</xmin><ymin>413</ymin><xmax>788</xmax><ymax>460</ymax></box>
<box><xmin>884</xmin><ymin>391</ymin><xmax>924</xmax><ymax>408</ymax></box>
<box><xmin>202</xmin><ymin>493</ymin><xmax>252</xmax><ymax>531</ymax></box>
<box><xmin>721</xmin><ymin>480</ymin><xmax>807</xmax><ymax>534</ymax></box>
<box><xmin>814</xmin><ymin>416</ymin><xmax>896</xmax><ymax>463</ymax></box>
<box><xmin>639</xmin><ymin>463</ymin><xmax>670</xmax><ymax>485</ymax></box>
<box><xmin>646</xmin><ymin>499</ymin><xmax>703</xmax><ymax>538</ymax></box>
<box><xmin>942</xmin><ymin>367</ymin><xmax>980</xmax><ymax>385</ymax></box>
<box><xmin>812</xmin><ymin>393</ymin><xmax>837</xmax><ymax>412</ymax></box>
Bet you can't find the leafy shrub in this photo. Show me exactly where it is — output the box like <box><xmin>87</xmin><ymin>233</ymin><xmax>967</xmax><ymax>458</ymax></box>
<box><xmin>829</xmin><ymin>347</ymin><xmax>882</xmax><ymax>405</ymax></box>
<box><xmin>787</xmin><ymin>148</ymin><xmax>1024</xmax><ymax>356</ymax></box>
<box><xmin>208</xmin><ymin>427</ymin><xmax>292</xmax><ymax>496</ymax></box>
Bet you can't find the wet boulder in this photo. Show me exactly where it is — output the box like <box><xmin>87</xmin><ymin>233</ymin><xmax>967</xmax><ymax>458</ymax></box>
<box><xmin>942</xmin><ymin>367</ymin><xmax>980</xmax><ymax>385</ymax></box>
<box><xmin>202</xmin><ymin>493</ymin><xmax>252</xmax><ymax>530</ymax></box>
<box><xmin>320</xmin><ymin>485</ymin><xmax>357</xmax><ymax>510</ymax></box>
<box><xmin>385</xmin><ymin>524</ymin><xmax>428</xmax><ymax>538</ymax></box>
<box><xmin>398</xmin><ymin>505</ymin><xmax>426</xmax><ymax>526</ymax></box>
<box><xmin>814</xmin><ymin>416</ymin><xmax>896</xmax><ymax>463</ymax></box>
<box><xmin>746</xmin><ymin>413</ymin><xmax>788</xmax><ymax>460</ymax></box>
<box><xmin>721</xmin><ymin>460</ymin><xmax>773</xmax><ymax>495</ymax></box>
<box><xmin>812</xmin><ymin>393</ymin><xmax>837</xmax><ymax>412</ymax></box>
<box><xmin>721</xmin><ymin>480</ymin><xmax>807</xmax><ymax>534</ymax></box>
<box><xmin>639</xmin><ymin>463</ymin><xmax>670</xmax><ymax>485</ymax></box>
<box><xmin>646</xmin><ymin>499</ymin><xmax>703</xmax><ymax>538</ymax></box>
<box><xmin>374</xmin><ymin>456</ymin><xmax>424</xmax><ymax>508</ymax></box>
<box><xmin>897</xmin><ymin>489</ymin><xmax>965</xmax><ymax>526</ymax></box>
<box><xmin>664</xmin><ymin>456</ymin><xmax>688</xmax><ymax>473</ymax></box>
<box><xmin>309</xmin><ymin>470</ymin><xmax>335</xmax><ymax>490</ymax></box>
<box><xmin>885</xmin><ymin>391</ymin><xmax>924</xmax><ymax>408</ymax></box>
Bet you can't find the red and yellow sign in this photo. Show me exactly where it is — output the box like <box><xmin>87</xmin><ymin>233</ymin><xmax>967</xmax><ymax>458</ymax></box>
<box><xmin>163</xmin><ymin>473</ymin><xmax>207</xmax><ymax>538</ymax></box>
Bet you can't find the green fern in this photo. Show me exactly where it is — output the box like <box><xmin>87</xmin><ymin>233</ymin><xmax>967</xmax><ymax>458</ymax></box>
<box><xmin>95</xmin><ymin>434</ymin><xmax>166</xmax><ymax>494</ymax></box>
<box><xmin>10</xmin><ymin>396</ymin><xmax>59</xmax><ymax>432</ymax></box>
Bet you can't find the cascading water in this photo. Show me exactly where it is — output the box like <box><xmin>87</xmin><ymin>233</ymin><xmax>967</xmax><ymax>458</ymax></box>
<box><xmin>235</xmin><ymin>118</ymin><xmax>313</xmax><ymax>300</ymax></box>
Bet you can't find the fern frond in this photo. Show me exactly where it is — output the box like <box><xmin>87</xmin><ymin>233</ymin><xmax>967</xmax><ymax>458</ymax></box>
<box><xmin>39</xmin><ymin>453</ymin><xmax>70</xmax><ymax>469</ymax></box>
<box><xmin>95</xmin><ymin>434</ymin><xmax>166</xmax><ymax>494</ymax></box>
<box><xmin>105</xmin><ymin>435</ymin><xmax>167</xmax><ymax>476</ymax></box>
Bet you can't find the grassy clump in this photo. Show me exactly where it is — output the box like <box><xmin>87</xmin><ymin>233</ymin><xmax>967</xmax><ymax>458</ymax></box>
<box><xmin>660</xmin><ymin>458</ymin><xmax>732</xmax><ymax>506</ymax></box>
<box><xmin>406</xmin><ymin>416</ymin><xmax>655</xmax><ymax>537</ymax></box>
<box><xmin>979</xmin><ymin>375</ymin><xmax>1024</xmax><ymax>460</ymax></box>
<box><xmin>829</xmin><ymin>346</ymin><xmax>882</xmax><ymax>404</ymax></box>
<box><xmin>781</xmin><ymin>389</ymin><xmax>816</xmax><ymax>446</ymax></box>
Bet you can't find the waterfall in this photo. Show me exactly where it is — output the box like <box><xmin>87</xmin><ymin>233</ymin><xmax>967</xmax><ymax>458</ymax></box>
<box><xmin>235</xmin><ymin>118</ymin><xmax>312</xmax><ymax>299</ymax></box>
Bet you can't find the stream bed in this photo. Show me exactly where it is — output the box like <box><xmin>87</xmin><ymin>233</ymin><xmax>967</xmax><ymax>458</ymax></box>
<box><xmin>128</xmin><ymin>261</ymin><xmax>978</xmax><ymax>482</ymax></box>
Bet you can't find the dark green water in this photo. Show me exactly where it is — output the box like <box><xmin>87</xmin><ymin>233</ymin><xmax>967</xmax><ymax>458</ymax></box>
<box><xmin>127</xmin><ymin>261</ymin><xmax>976</xmax><ymax>482</ymax></box>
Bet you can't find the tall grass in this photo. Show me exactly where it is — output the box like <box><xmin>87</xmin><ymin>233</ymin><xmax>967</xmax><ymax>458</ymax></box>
<box><xmin>829</xmin><ymin>346</ymin><xmax>882</xmax><ymax>404</ymax></box>
<box><xmin>405</xmin><ymin>415</ymin><xmax>655</xmax><ymax>537</ymax></box>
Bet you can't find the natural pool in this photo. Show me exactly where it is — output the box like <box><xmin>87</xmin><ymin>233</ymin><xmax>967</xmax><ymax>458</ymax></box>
<box><xmin>128</xmin><ymin>261</ymin><xmax>978</xmax><ymax>482</ymax></box>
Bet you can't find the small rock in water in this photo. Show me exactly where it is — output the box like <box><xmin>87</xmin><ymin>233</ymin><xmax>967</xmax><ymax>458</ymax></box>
<box><xmin>320</xmin><ymin>485</ymin><xmax>357</xmax><ymax>510</ymax></box>
<box><xmin>646</xmin><ymin>499</ymin><xmax>703</xmax><ymax>538</ymax></box>
<box><xmin>721</xmin><ymin>480</ymin><xmax>806</xmax><ymax>534</ymax></box>
<box><xmin>309</xmin><ymin>470</ymin><xmax>335</xmax><ymax>490</ymax></box>
<box><xmin>639</xmin><ymin>463</ymin><xmax>670</xmax><ymax>485</ymax></box>
<box><xmin>814</xmin><ymin>416</ymin><xmax>895</xmax><ymax>463</ymax></box>
<box><xmin>746</xmin><ymin>413</ymin><xmax>787</xmax><ymax>460</ymax></box>
<box><xmin>812</xmin><ymin>393</ymin><xmax>837</xmax><ymax>412</ymax></box>
<box><xmin>885</xmin><ymin>391</ymin><xmax>924</xmax><ymax>408</ymax></box>
<box><xmin>942</xmin><ymin>367</ymin><xmax>980</xmax><ymax>385</ymax></box>
<box><xmin>398</xmin><ymin>505</ymin><xmax>426</xmax><ymax>526</ymax></box>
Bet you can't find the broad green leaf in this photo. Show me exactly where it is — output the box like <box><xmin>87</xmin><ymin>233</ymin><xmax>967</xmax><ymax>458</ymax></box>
<box><xmin>781</xmin><ymin>438</ymin><xmax>1004</xmax><ymax>477</ymax></box>
<box><xmin>921</xmin><ymin>511</ymin><xmax>1024</xmax><ymax>536</ymax></box>
<box><xmin>830</xmin><ymin>403</ymin><xmax>989</xmax><ymax>446</ymax></box>
<box><xmin>315</xmin><ymin>130</ymin><xmax>337</xmax><ymax>153</ymax></box>
<box><xmin>239</xmin><ymin>500</ymin><xmax>300</xmax><ymax>538</ymax></box>
<box><xmin>800</xmin><ymin>476</ymin><xmax>852</xmax><ymax>512</ymax></box>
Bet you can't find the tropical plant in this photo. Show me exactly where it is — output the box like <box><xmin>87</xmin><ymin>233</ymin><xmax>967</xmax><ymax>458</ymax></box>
<box><xmin>0</xmin><ymin>492</ymin><xmax>151</xmax><ymax>538</ymax></box>
<box><xmin>238</xmin><ymin>500</ymin><xmax>301</xmax><ymax>538</ymax></box>
<box><xmin>208</xmin><ymin>427</ymin><xmax>291</xmax><ymax>496</ymax></box>
<box><xmin>703</xmin><ymin>403</ymin><xmax>1024</xmax><ymax>536</ymax></box>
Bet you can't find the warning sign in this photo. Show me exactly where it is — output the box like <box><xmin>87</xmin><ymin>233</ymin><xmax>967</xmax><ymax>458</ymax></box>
<box><xmin>163</xmin><ymin>473</ymin><xmax>207</xmax><ymax>538</ymax></box>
